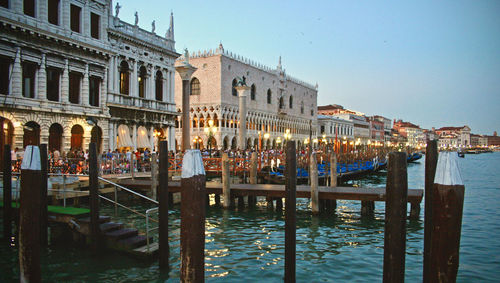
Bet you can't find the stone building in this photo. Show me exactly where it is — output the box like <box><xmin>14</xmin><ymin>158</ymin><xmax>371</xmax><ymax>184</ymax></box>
<box><xmin>435</xmin><ymin>126</ymin><xmax>471</xmax><ymax>148</ymax></box>
<box><xmin>0</xmin><ymin>0</ymin><xmax>178</xmax><ymax>161</ymax></box>
<box><xmin>174</xmin><ymin>44</ymin><xmax>318</xmax><ymax>150</ymax></box>
<box><xmin>317</xmin><ymin>104</ymin><xmax>370</xmax><ymax>144</ymax></box>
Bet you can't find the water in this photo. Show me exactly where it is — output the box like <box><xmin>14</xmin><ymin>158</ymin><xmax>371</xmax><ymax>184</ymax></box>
<box><xmin>1</xmin><ymin>152</ymin><xmax>500</xmax><ymax>282</ymax></box>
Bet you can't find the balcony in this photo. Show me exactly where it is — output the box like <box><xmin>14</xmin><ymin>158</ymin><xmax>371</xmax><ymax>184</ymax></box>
<box><xmin>107</xmin><ymin>92</ymin><xmax>175</xmax><ymax>113</ymax></box>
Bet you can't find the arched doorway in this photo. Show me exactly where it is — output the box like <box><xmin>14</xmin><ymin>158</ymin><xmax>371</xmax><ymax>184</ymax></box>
<box><xmin>71</xmin><ymin>125</ymin><xmax>84</xmax><ymax>150</ymax></box>
<box><xmin>1</xmin><ymin>117</ymin><xmax>14</xmax><ymax>168</ymax></box>
<box><xmin>208</xmin><ymin>136</ymin><xmax>217</xmax><ymax>150</ymax></box>
<box><xmin>91</xmin><ymin>126</ymin><xmax>102</xmax><ymax>152</ymax></box>
<box><xmin>49</xmin><ymin>123</ymin><xmax>63</xmax><ymax>152</ymax></box>
<box><xmin>23</xmin><ymin>121</ymin><xmax>40</xmax><ymax>147</ymax></box>
<box><xmin>223</xmin><ymin>136</ymin><xmax>229</xmax><ymax>150</ymax></box>
<box><xmin>231</xmin><ymin>137</ymin><xmax>237</xmax><ymax>150</ymax></box>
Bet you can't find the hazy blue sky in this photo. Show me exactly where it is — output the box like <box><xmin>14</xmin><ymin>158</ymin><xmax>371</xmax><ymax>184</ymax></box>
<box><xmin>116</xmin><ymin>0</ymin><xmax>500</xmax><ymax>135</ymax></box>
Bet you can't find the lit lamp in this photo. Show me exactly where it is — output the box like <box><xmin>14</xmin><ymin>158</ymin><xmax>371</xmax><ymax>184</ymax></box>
<box><xmin>264</xmin><ymin>132</ymin><xmax>270</xmax><ymax>150</ymax></box>
<box><xmin>276</xmin><ymin>137</ymin><xmax>282</xmax><ymax>149</ymax></box>
<box><xmin>204</xmin><ymin>119</ymin><xmax>217</xmax><ymax>157</ymax></box>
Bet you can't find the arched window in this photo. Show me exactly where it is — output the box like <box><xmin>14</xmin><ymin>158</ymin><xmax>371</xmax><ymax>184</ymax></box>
<box><xmin>138</xmin><ymin>66</ymin><xmax>147</xmax><ymax>98</ymax></box>
<box><xmin>250</xmin><ymin>84</ymin><xmax>256</xmax><ymax>100</ymax></box>
<box><xmin>279</xmin><ymin>96</ymin><xmax>284</xmax><ymax>109</ymax></box>
<box><xmin>289</xmin><ymin>96</ymin><xmax>293</xmax><ymax>109</ymax></box>
<box><xmin>267</xmin><ymin>89</ymin><xmax>272</xmax><ymax>104</ymax></box>
<box><xmin>190</xmin><ymin>77</ymin><xmax>200</xmax><ymax>95</ymax></box>
<box><xmin>155</xmin><ymin>70</ymin><xmax>163</xmax><ymax>101</ymax></box>
<box><xmin>232</xmin><ymin>79</ymin><xmax>237</xmax><ymax>96</ymax></box>
<box><xmin>301</xmin><ymin>102</ymin><xmax>304</xmax><ymax>114</ymax></box>
<box><xmin>119</xmin><ymin>61</ymin><xmax>129</xmax><ymax>95</ymax></box>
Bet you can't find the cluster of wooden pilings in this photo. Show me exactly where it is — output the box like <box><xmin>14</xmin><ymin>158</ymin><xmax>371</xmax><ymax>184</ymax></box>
<box><xmin>2</xmin><ymin>139</ymin><xmax>465</xmax><ymax>282</ymax></box>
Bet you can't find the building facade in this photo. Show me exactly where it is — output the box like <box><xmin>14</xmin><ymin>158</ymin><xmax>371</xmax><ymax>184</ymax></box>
<box><xmin>0</xmin><ymin>0</ymin><xmax>178</xmax><ymax>160</ymax></box>
<box><xmin>435</xmin><ymin>126</ymin><xmax>471</xmax><ymax>148</ymax></box>
<box><xmin>317</xmin><ymin>104</ymin><xmax>370</xmax><ymax>144</ymax></box>
<box><xmin>317</xmin><ymin>114</ymin><xmax>354</xmax><ymax>142</ymax></box>
<box><xmin>174</xmin><ymin>45</ymin><xmax>318</xmax><ymax>150</ymax></box>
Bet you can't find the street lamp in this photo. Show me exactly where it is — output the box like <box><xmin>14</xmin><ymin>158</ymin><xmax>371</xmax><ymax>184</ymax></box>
<box><xmin>204</xmin><ymin>119</ymin><xmax>217</xmax><ymax>157</ymax></box>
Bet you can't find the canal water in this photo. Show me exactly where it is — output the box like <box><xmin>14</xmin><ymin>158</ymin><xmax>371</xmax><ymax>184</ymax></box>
<box><xmin>1</xmin><ymin>152</ymin><xmax>499</xmax><ymax>282</ymax></box>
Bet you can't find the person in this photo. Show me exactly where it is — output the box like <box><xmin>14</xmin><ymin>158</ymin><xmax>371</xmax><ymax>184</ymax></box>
<box><xmin>53</xmin><ymin>149</ymin><xmax>60</xmax><ymax>161</ymax></box>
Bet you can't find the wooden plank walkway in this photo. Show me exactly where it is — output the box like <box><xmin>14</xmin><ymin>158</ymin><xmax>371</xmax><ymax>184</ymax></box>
<box><xmin>116</xmin><ymin>179</ymin><xmax>423</xmax><ymax>205</ymax></box>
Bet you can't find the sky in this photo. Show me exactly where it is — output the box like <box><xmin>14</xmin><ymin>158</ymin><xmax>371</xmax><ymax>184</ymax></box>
<box><xmin>115</xmin><ymin>0</ymin><xmax>500</xmax><ymax>135</ymax></box>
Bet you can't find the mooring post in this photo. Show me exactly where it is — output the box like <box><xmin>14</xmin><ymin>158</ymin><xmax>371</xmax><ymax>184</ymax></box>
<box><xmin>285</xmin><ymin>141</ymin><xmax>297</xmax><ymax>282</ymax></box>
<box><xmin>310</xmin><ymin>152</ymin><xmax>319</xmax><ymax>215</ymax></box>
<box><xmin>19</xmin><ymin>146</ymin><xmax>42</xmax><ymax>282</ymax></box>
<box><xmin>158</xmin><ymin>141</ymin><xmax>169</xmax><ymax>270</ymax></box>
<box><xmin>89</xmin><ymin>143</ymin><xmax>100</xmax><ymax>253</ymax></box>
<box><xmin>248</xmin><ymin>152</ymin><xmax>258</xmax><ymax>207</ymax></box>
<box><xmin>383</xmin><ymin>152</ymin><xmax>408</xmax><ymax>282</ymax></box>
<box><xmin>151</xmin><ymin>152</ymin><xmax>158</xmax><ymax>200</ymax></box>
<box><xmin>222</xmin><ymin>153</ymin><xmax>233</xmax><ymax>209</ymax></box>
<box><xmin>423</xmin><ymin>139</ymin><xmax>438</xmax><ymax>282</ymax></box>
<box><xmin>3</xmin><ymin>144</ymin><xmax>12</xmax><ymax>241</ymax></box>
<box><xmin>180</xmin><ymin>150</ymin><xmax>206</xmax><ymax>282</ymax></box>
<box><xmin>428</xmin><ymin>152</ymin><xmax>465</xmax><ymax>282</ymax></box>
<box><xmin>40</xmin><ymin>144</ymin><xmax>48</xmax><ymax>246</ymax></box>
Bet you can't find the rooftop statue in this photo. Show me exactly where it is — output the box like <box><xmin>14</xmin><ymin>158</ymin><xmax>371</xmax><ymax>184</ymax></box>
<box><xmin>236</xmin><ymin>76</ymin><xmax>247</xmax><ymax>87</ymax></box>
<box><xmin>134</xmin><ymin>12</ymin><xmax>138</xmax><ymax>26</ymax></box>
<box><xmin>152</xmin><ymin>20</ymin><xmax>155</xmax><ymax>33</ymax></box>
<box><xmin>183</xmin><ymin>48</ymin><xmax>190</xmax><ymax>64</ymax></box>
<box><xmin>115</xmin><ymin>2</ymin><xmax>121</xmax><ymax>17</ymax></box>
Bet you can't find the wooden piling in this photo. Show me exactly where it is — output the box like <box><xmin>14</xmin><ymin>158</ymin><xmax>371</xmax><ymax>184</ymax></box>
<box><xmin>276</xmin><ymin>198</ymin><xmax>283</xmax><ymax>211</ymax></box>
<box><xmin>89</xmin><ymin>143</ymin><xmax>100</xmax><ymax>252</ymax></box>
<box><xmin>330</xmin><ymin>153</ymin><xmax>337</xmax><ymax>188</ymax></box>
<box><xmin>40</xmin><ymin>144</ymin><xmax>48</xmax><ymax>246</ymax></box>
<box><xmin>383</xmin><ymin>152</ymin><xmax>408</xmax><ymax>283</ymax></box>
<box><xmin>285</xmin><ymin>141</ymin><xmax>297</xmax><ymax>282</ymax></box>
<box><xmin>3</xmin><ymin>144</ymin><xmax>12</xmax><ymax>241</ymax></box>
<box><xmin>19</xmin><ymin>146</ymin><xmax>42</xmax><ymax>283</ymax></box>
<box><xmin>151</xmin><ymin>152</ymin><xmax>158</xmax><ymax>200</ymax></box>
<box><xmin>181</xmin><ymin>150</ymin><xmax>206</xmax><ymax>282</ymax></box>
<box><xmin>266</xmin><ymin>196</ymin><xmax>274</xmax><ymax>210</ymax></box>
<box><xmin>423</xmin><ymin>140</ymin><xmax>438</xmax><ymax>282</ymax></box>
<box><xmin>214</xmin><ymin>194</ymin><xmax>221</xmax><ymax>206</ymax></box>
<box><xmin>158</xmin><ymin>141</ymin><xmax>169</xmax><ymax>270</ymax></box>
<box><xmin>310</xmin><ymin>152</ymin><xmax>319</xmax><ymax>215</ymax></box>
<box><xmin>131</xmin><ymin>153</ymin><xmax>135</xmax><ymax>179</ymax></box>
<box><xmin>248</xmin><ymin>152</ymin><xmax>258</xmax><ymax>207</ymax></box>
<box><xmin>428</xmin><ymin>152</ymin><xmax>465</xmax><ymax>282</ymax></box>
<box><xmin>222</xmin><ymin>153</ymin><xmax>233</xmax><ymax>209</ymax></box>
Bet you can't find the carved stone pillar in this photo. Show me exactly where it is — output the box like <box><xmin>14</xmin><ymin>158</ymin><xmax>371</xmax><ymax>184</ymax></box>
<box><xmin>236</xmin><ymin>85</ymin><xmax>250</xmax><ymax>149</ymax></box>
<box><xmin>61</xmin><ymin>59</ymin><xmax>69</xmax><ymax>103</ymax></box>
<box><xmin>175</xmin><ymin>62</ymin><xmax>197</xmax><ymax>151</ymax></box>
<box><xmin>37</xmin><ymin>53</ymin><xmax>47</xmax><ymax>100</ymax></box>
<box><xmin>82</xmin><ymin>63</ymin><xmax>89</xmax><ymax>105</ymax></box>
<box><xmin>11</xmin><ymin>47</ymin><xmax>22</xmax><ymax>97</ymax></box>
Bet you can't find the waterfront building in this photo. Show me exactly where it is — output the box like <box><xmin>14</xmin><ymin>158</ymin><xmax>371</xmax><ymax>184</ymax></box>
<box><xmin>173</xmin><ymin>44</ymin><xmax>318</xmax><ymax>150</ymax></box>
<box><xmin>317</xmin><ymin>104</ymin><xmax>370</xmax><ymax>144</ymax></box>
<box><xmin>0</xmin><ymin>0</ymin><xmax>179</xmax><ymax>161</ymax></box>
<box><xmin>317</xmin><ymin>114</ymin><xmax>354</xmax><ymax>149</ymax></box>
<box><xmin>393</xmin><ymin>119</ymin><xmax>425</xmax><ymax>147</ymax></box>
<box><xmin>367</xmin><ymin>117</ymin><xmax>384</xmax><ymax>143</ymax></box>
<box><xmin>371</xmin><ymin>115</ymin><xmax>392</xmax><ymax>142</ymax></box>
<box><xmin>486</xmin><ymin>131</ymin><xmax>500</xmax><ymax>147</ymax></box>
<box><xmin>435</xmin><ymin>126</ymin><xmax>471</xmax><ymax>148</ymax></box>
<box><xmin>470</xmin><ymin>134</ymin><xmax>488</xmax><ymax>147</ymax></box>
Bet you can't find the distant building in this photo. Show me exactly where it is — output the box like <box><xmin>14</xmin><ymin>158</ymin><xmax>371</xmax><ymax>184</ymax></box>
<box><xmin>318</xmin><ymin>105</ymin><xmax>370</xmax><ymax>144</ymax></box>
<box><xmin>317</xmin><ymin>114</ymin><xmax>354</xmax><ymax>143</ymax></box>
<box><xmin>393</xmin><ymin>119</ymin><xmax>424</xmax><ymax>147</ymax></box>
<box><xmin>371</xmin><ymin>115</ymin><xmax>392</xmax><ymax>142</ymax></box>
<box><xmin>174</xmin><ymin>45</ymin><xmax>318</xmax><ymax>150</ymax></box>
<box><xmin>486</xmin><ymin>131</ymin><xmax>500</xmax><ymax>146</ymax></box>
<box><xmin>435</xmin><ymin>126</ymin><xmax>471</xmax><ymax>148</ymax></box>
<box><xmin>368</xmin><ymin>117</ymin><xmax>385</xmax><ymax>142</ymax></box>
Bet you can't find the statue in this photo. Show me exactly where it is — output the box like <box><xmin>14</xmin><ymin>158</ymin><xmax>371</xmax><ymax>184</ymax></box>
<box><xmin>236</xmin><ymin>76</ymin><xmax>247</xmax><ymax>87</ymax></box>
<box><xmin>134</xmin><ymin>11</ymin><xmax>138</xmax><ymax>26</ymax></box>
<box><xmin>115</xmin><ymin>2</ymin><xmax>121</xmax><ymax>17</ymax></box>
<box><xmin>151</xmin><ymin>20</ymin><xmax>155</xmax><ymax>33</ymax></box>
<box><xmin>183</xmin><ymin>48</ymin><xmax>189</xmax><ymax>63</ymax></box>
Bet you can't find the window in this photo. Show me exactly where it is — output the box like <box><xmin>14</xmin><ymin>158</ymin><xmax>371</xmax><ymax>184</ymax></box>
<box><xmin>22</xmin><ymin>62</ymin><xmax>36</xmax><ymax>98</ymax></box>
<box><xmin>279</xmin><ymin>96</ymin><xmax>284</xmax><ymax>109</ymax></box>
<box><xmin>0</xmin><ymin>57</ymin><xmax>9</xmax><ymax>95</ymax></box>
<box><xmin>155</xmin><ymin>70</ymin><xmax>163</xmax><ymax>101</ymax></box>
<box><xmin>310</xmin><ymin>109</ymin><xmax>314</xmax><ymax>116</ymax></box>
<box><xmin>24</xmin><ymin>0</ymin><xmax>35</xmax><ymax>17</ymax></box>
<box><xmin>190</xmin><ymin>77</ymin><xmax>200</xmax><ymax>95</ymax></box>
<box><xmin>70</xmin><ymin>4</ymin><xmax>81</xmax><ymax>33</ymax></box>
<box><xmin>89</xmin><ymin>77</ymin><xmax>100</xmax><ymax>106</ymax></box>
<box><xmin>90</xmin><ymin>13</ymin><xmax>100</xmax><ymax>39</ymax></box>
<box><xmin>0</xmin><ymin>0</ymin><xmax>9</xmax><ymax>8</ymax></box>
<box><xmin>46</xmin><ymin>68</ymin><xmax>60</xmax><ymax>101</ymax></box>
<box><xmin>300</xmin><ymin>102</ymin><xmax>304</xmax><ymax>114</ymax></box>
<box><xmin>267</xmin><ymin>89</ymin><xmax>271</xmax><ymax>104</ymax></box>
<box><xmin>250</xmin><ymin>84</ymin><xmax>256</xmax><ymax>100</ymax></box>
<box><xmin>69</xmin><ymin>72</ymin><xmax>81</xmax><ymax>104</ymax></box>
<box><xmin>289</xmin><ymin>96</ymin><xmax>293</xmax><ymax>109</ymax></box>
<box><xmin>119</xmin><ymin>61</ymin><xmax>129</xmax><ymax>95</ymax></box>
<box><xmin>321</xmin><ymin>126</ymin><xmax>325</xmax><ymax>134</ymax></box>
<box><xmin>138</xmin><ymin>66</ymin><xmax>146</xmax><ymax>98</ymax></box>
<box><xmin>231</xmin><ymin>79</ymin><xmax>237</xmax><ymax>96</ymax></box>
<box><xmin>48</xmin><ymin>0</ymin><xmax>59</xmax><ymax>25</ymax></box>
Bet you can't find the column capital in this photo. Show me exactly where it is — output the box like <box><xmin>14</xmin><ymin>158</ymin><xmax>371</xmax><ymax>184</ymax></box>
<box><xmin>235</xmin><ymin>85</ymin><xmax>250</xmax><ymax>97</ymax></box>
<box><xmin>175</xmin><ymin>63</ymin><xmax>197</xmax><ymax>81</ymax></box>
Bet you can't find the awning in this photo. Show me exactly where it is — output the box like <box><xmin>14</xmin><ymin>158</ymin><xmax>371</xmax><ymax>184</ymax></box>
<box><xmin>137</xmin><ymin>126</ymin><xmax>151</xmax><ymax>149</ymax></box>
<box><xmin>117</xmin><ymin>124</ymin><xmax>133</xmax><ymax>148</ymax></box>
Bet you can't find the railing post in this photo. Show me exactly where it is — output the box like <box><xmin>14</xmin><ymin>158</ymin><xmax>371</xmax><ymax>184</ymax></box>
<box><xmin>383</xmin><ymin>152</ymin><xmax>408</xmax><ymax>283</ymax></box>
<box><xmin>159</xmin><ymin>141</ymin><xmax>169</xmax><ymax>270</ymax></box>
<box><xmin>181</xmin><ymin>150</ymin><xmax>206</xmax><ymax>282</ymax></box>
<box><xmin>40</xmin><ymin>144</ymin><xmax>48</xmax><ymax>246</ymax></box>
<box><xmin>285</xmin><ymin>141</ymin><xmax>297</xmax><ymax>282</ymax></box>
<box><xmin>428</xmin><ymin>152</ymin><xmax>465</xmax><ymax>282</ymax></box>
<box><xmin>89</xmin><ymin>142</ymin><xmax>100</xmax><ymax>253</ymax></box>
<box><xmin>19</xmin><ymin>146</ymin><xmax>42</xmax><ymax>282</ymax></box>
<box><xmin>3</xmin><ymin>144</ymin><xmax>12</xmax><ymax>242</ymax></box>
<box><xmin>423</xmin><ymin>140</ymin><xmax>438</xmax><ymax>282</ymax></box>
<box><xmin>310</xmin><ymin>151</ymin><xmax>319</xmax><ymax>215</ymax></box>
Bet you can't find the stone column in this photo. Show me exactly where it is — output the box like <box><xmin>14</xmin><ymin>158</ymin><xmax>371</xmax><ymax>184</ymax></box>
<box><xmin>235</xmin><ymin>85</ymin><xmax>250</xmax><ymax>149</ymax></box>
<box><xmin>37</xmin><ymin>53</ymin><xmax>47</xmax><ymax>100</ymax></box>
<box><xmin>175</xmin><ymin>61</ymin><xmax>197</xmax><ymax>151</ymax></box>
<box><xmin>108</xmin><ymin>56</ymin><xmax>114</xmax><ymax>92</ymax></box>
<box><xmin>114</xmin><ymin>56</ymin><xmax>120</xmax><ymax>93</ymax></box>
<box><xmin>82</xmin><ymin>1</ymin><xmax>89</xmax><ymax>36</ymax></box>
<box><xmin>131</xmin><ymin>60</ymin><xmax>137</xmax><ymax>97</ymax></box>
<box><xmin>167</xmin><ymin>126</ymin><xmax>175</xmax><ymax>152</ymax></box>
<box><xmin>148</xmin><ymin>66</ymin><xmax>155</xmax><ymax>100</ymax></box>
<box><xmin>11</xmin><ymin>47</ymin><xmax>22</xmax><ymax>97</ymax></box>
<box><xmin>132</xmin><ymin>124</ymin><xmax>137</xmax><ymax>151</ymax></box>
<box><xmin>61</xmin><ymin>59</ymin><xmax>69</xmax><ymax>103</ymax></box>
<box><xmin>38</xmin><ymin>0</ymin><xmax>48</xmax><ymax>25</ymax></box>
<box><xmin>150</xmin><ymin>126</ymin><xmax>155</xmax><ymax>151</ymax></box>
<box><xmin>108</xmin><ymin>121</ymin><xmax>115</xmax><ymax>152</ymax></box>
<box><xmin>162</xmin><ymin>70</ymin><xmax>167</xmax><ymax>102</ymax></box>
<box><xmin>82</xmin><ymin>63</ymin><xmax>89</xmax><ymax>105</ymax></box>
<box><xmin>101</xmin><ymin>67</ymin><xmax>107</xmax><ymax>107</ymax></box>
